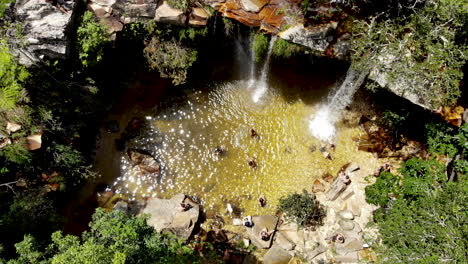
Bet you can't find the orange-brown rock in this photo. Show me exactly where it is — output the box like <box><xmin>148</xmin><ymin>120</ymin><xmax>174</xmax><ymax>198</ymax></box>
<box><xmin>240</xmin><ymin>0</ymin><xmax>269</xmax><ymax>12</ymax></box>
<box><xmin>312</xmin><ymin>179</ymin><xmax>325</xmax><ymax>193</ymax></box>
<box><xmin>218</xmin><ymin>0</ymin><xmax>263</xmax><ymax>27</ymax></box>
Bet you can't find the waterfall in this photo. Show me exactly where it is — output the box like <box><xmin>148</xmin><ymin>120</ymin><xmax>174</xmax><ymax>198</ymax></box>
<box><xmin>252</xmin><ymin>36</ymin><xmax>277</xmax><ymax>103</ymax></box>
<box><xmin>309</xmin><ymin>69</ymin><xmax>367</xmax><ymax>143</ymax></box>
<box><xmin>248</xmin><ymin>34</ymin><xmax>256</xmax><ymax>88</ymax></box>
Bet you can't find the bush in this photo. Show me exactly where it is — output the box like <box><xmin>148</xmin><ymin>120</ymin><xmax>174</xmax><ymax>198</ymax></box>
<box><xmin>252</xmin><ymin>33</ymin><xmax>269</xmax><ymax>62</ymax></box>
<box><xmin>166</xmin><ymin>0</ymin><xmax>190</xmax><ymax>11</ymax></box>
<box><xmin>0</xmin><ymin>40</ymin><xmax>29</xmax><ymax>111</ymax></box>
<box><xmin>365</xmin><ymin>171</ymin><xmax>400</xmax><ymax>207</ymax></box>
<box><xmin>278</xmin><ymin>190</ymin><xmax>325</xmax><ymax>227</ymax></box>
<box><xmin>272</xmin><ymin>38</ymin><xmax>304</xmax><ymax>59</ymax></box>
<box><xmin>77</xmin><ymin>11</ymin><xmax>110</xmax><ymax>67</ymax></box>
<box><xmin>144</xmin><ymin>38</ymin><xmax>197</xmax><ymax>85</ymax></box>
<box><xmin>0</xmin><ymin>141</ymin><xmax>31</xmax><ymax>165</ymax></box>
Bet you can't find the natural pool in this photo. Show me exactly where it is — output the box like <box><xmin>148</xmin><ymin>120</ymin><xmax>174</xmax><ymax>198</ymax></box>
<box><xmin>110</xmin><ymin>79</ymin><xmax>376</xmax><ymax>217</ymax></box>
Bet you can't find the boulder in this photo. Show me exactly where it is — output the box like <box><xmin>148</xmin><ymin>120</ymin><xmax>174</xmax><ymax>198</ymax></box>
<box><xmin>326</xmin><ymin>172</ymin><xmax>351</xmax><ymax>201</ymax></box>
<box><xmin>189</xmin><ymin>7</ymin><xmax>209</xmax><ymax>26</ymax></box>
<box><xmin>154</xmin><ymin>1</ymin><xmax>186</xmax><ymax>25</ymax></box>
<box><xmin>274</xmin><ymin>231</ymin><xmax>295</xmax><ymax>251</ymax></box>
<box><xmin>322</xmin><ymin>173</ymin><xmax>334</xmax><ymax>182</ymax></box>
<box><xmin>14</xmin><ymin>0</ymin><xmax>75</xmax><ymax>66</ymax></box>
<box><xmin>26</xmin><ymin>133</ymin><xmax>42</xmax><ymax>150</ymax></box>
<box><xmin>336</xmin><ymin>238</ymin><xmax>363</xmax><ymax>254</ymax></box>
<box><xmin>6</xmin><ymin>122</ymin><xmax>21</xmax><ymax>134</ymax></box>
<box><xmin>338</xmin><ymin>220</ymin><xmax>355</xmax><ymax>231</ymax></box>
<box><xmin>128</xmin><ymin>149</ymin><xmax>161</xmax><ymax>175</ymax></box>
<box><xmin>368</xmin><ymin>50</ymin><xmax>432</xmax><ymax>110</ymax></box>
<box><xmin>245</xmin><ymin>215</ymin><xmax>278</xmax><ymax>249</ymax></box>
<box><xmin>279</xmin><ymin>23</ymin><xmax>336</xmax><ymax>54</ymax></box>
<box><xmin>262</xmin><ymin>245</ymin><xmax>292</xmax><ymax>264</ymax></box>
<box><xmin>113</xmin><ymin>200</ymin><xmax>129</xmax><ymax>213</ymax></box>
<box><xmin>141</xmin><ymin>193</ymin><xmax>200</xmax><ymax>241</ymax></box>
<box><xmin>312</xmin><ymin>179</ymin><xmax>325</xmax><ymax>193</ymax></box>
<box><xmin>304</xmin><ymin>244</ymin><xmax>327</xmax><ymax>261</ymax></box>
<box><xmin>338</xmin><ymin>210</ymin><xmax>354</xmax><ymax>220</ymax></box>
<box><xmin>240</xmin><ymin>0</ymin><xmax>269</xmax><ymax>13</ymax></box>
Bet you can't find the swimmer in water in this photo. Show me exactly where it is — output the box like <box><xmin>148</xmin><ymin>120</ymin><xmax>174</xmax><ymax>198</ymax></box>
<box><xmin>248</xmin><ymin>158</ymin><xmax>257</xmax><ymax>168</ymax></box>
<box><xmin>250</xmin><ymin>128</ymin><xmax>258</xmax><ymax>138</ymax></box>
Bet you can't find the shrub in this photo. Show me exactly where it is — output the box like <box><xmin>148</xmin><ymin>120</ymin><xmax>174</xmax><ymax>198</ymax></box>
<box><xmin>365</xmin><ymin>171</ymin><xmax>400</xmax><ymax>207</ymax></box>
<box><xmin>0</xmin><ymin>40</ymin><xmax>29</xmax><ymax>111</ymax></box>
<box><xmin>252</xmin><ymin>33</ymin><xmax>269</xmax><ymax>62</ymax></box>
<box><xmin>0</xmin><ymin>141</ymin><xmax>31</xmax><ymax>165</ymax></box>
<box><xmin>167</xmin><ymin>0</ymin><xmax>190</xmax><ymax>11</ymax></box>
<box><xmin>278</xmin><ymin>190</ymin><xmax>325</xmax><ymax>227</ymax></box>
<box><xmin>77</xmin><ymin>11</ymin><xmax>110</xmax><ymax>67</ymax></box>
<box><xmin>272</xmin><ymin>38</ymin><xmax>304</xmax><ymax>59</ymax></box>
<box><xmin>144</xmin><ymin>38</ymin><xmax>197</xmax><ymax>85</ymax></box>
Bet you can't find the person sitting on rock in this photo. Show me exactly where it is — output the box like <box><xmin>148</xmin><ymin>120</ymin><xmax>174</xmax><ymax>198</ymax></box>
<box><xmin>180</xmin><ymin>202</ymin><xmax>192</xmax><ymax>212</ymax></box>
<box><xmin>332</xmin><ymin>233</ymin><xmax>345</xmax><ymax>243</ymax></box>
<box><xmin>260</xmin><ymin>228</ymin><xmax>274</xmax><ymax>241</ymax></box>
<box><xmin>243</xmin><ymin>216</ymin><xmax>254</xmax><ymax>228</ymax></box>
<box><xmin>248</xmin><ymin>158</ymin><xmax>257</xmax><ymax>168</ymax></box>
<box><xmin>258</xmin><ymin>195</ymin><xmax>267</xmax><ymax>207</ymax></box>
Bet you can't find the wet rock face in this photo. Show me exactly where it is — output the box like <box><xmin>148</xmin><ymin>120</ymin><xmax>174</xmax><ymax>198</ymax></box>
<box><xmin>240</xmin><ymin>0</ymin><xmax>269</xmax><ymax>12</ymax></box>
<box><xmin>14</xmin><ymin>0</ymin><xmax>75</xmax><ymax>66</ymax></box>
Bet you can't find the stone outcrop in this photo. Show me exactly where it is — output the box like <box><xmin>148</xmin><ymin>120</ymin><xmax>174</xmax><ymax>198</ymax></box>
<box><xmin>263</xmin><ymin>245</ymin><xmax>292</xmax><ymax>264</ymax></box>
<box><xmin>141</xmin><ymin>193</ymin><xmax>200</xmax><ymax>241</ymax></box>
<box><xmin>245</xmin><ymin>215</ymin><xmax>278</xmax><ymax>248</ymax></box>
<box><xmin>14</xmin><ymin>0</ymin><xmax>75</xmax><ymax>66</ymax></box>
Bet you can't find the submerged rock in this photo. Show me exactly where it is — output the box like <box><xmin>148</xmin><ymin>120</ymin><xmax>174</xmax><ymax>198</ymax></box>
<box><xmin>128</xmin><ymin>149</ymin><xmax>161</xmax><ymax>175</ymax></box>
<box><xmin>312</xmin><ymin>179</ymin><xmax>325</xmax><ymax>193</ymax></box>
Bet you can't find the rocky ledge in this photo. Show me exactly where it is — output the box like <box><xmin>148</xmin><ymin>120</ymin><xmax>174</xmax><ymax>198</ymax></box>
<box><xmin>13</xmin><ymin>0</ymin><xmax>75</xmax><ymax>66</ymax></box>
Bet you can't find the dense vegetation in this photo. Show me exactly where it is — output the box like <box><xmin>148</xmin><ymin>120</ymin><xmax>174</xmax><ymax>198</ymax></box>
<box><xmin>1</xmin><ymin>209</ymin><xmax>205</xmax><ymax>263</ymax></box>
<box><xmin>278</xmin><ymin>190</ymin><xmax>326</xmax><ymax>227</ymax></box>
<box><xmin>365</xmin><ymin>124</ymin><xmax>468</xmax><ymax>263</ymax></box>
<box><xmin>350</xmin><ymin>0</ymin><xmax>468</xmax><ymax>108</ymax></box>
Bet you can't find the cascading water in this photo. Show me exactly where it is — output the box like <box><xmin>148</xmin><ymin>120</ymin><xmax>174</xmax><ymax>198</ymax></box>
<box><xmin>251</xmin><ymin>36</ymin><xmax>277</xmax><ymax>103</ymax></box>
<box><xmin>247</xmin><ymin>35</ymin><xmax>256</xmax><ymax>88</ymax></box>
<box><xmin>309</xmin><ymin>70</ymin><xmax>367</xmax><ymax>143</ymax></box>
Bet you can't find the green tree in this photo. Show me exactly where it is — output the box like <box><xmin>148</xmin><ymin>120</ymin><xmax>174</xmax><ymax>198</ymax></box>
<box><xmin>4</xmin><ymin>209</ymin><xmax>203</xmax><ymax>263</ymax></box>
<box><xmin>351</xmin><ymin>0</ymin><xmax>468</xmax><ymax>108</ymax></box>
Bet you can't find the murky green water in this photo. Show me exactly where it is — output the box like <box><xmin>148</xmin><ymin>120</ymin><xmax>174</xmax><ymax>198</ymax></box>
<box><xmin>113</xmin><ymin>80</ymin><xmax>373</xmax><ymax>216</ymax></box>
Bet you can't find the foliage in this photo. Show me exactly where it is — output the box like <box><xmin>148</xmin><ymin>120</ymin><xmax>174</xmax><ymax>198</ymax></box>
<box><xmin>373</xmin><ymin>180</ymin><xmax>467</xmax><ymax>264</ymax></box>
<box><xmin>222</xmin><ymin>18</ymin><xmax>234</xmax><ymax>36</ymax></box>
<box><xmin>272</xmin><ymin>38</ymin><xmax>304</xmax><ymax>59</ymax></box>
<box><xmin>0</xmin><ymin>0</ymin><xmax>13</xmax><ymax>18</ymax></box>
<box><xmin>0</xmin><ymin>41</ymin><xmax>29</xmax><ymax>111</ymax></box>
<box><xmin>252</xmin><ymin>33</ymin><xmax>269</xmax><ymax>62</ymax></box>
<box><xmin>351</xmin><ymin>0</ymin><xmax>468</xmax><ymax>108</ymax></box>
<box><xmin>3</xmin><ymin>209</ymin><xmax>203</xmax><ymax>263</ymax></box>
<box><xmin>278</xmin><ymin>190</ymin><xmax>325</xmax><ymax>227</ymax></box>
<box><xmin>365</xmin><ymin>171</ymin><xmax>400</xmax><ymax>207</ymax></box>
<box><xmin>426</xmin><ymin>123</ymin><xmax>468</xmax><ymax>158</ymax></box>
<box><xmin>366</xmin><ymin>124</ymin><xmax>468</xmax><ymax>263</ymax></box>
<box><xmin>144</xmin><ymin>38</ymin><xmax>197</xmax><ymax>85</ymax></box>
<box><xmin>0</xmin><ymin>140</ymin><xmax>31</xmax><ymax>166</ymax></box>
<box><xmin>77</xmin><ymin>12</ymin><xmax>110</xmax><ymax>67</ymax></box>
<box><xmin>166</xmin><ymin>0</ymin><xmax>190</xmax><ymax>11</ymax></box>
